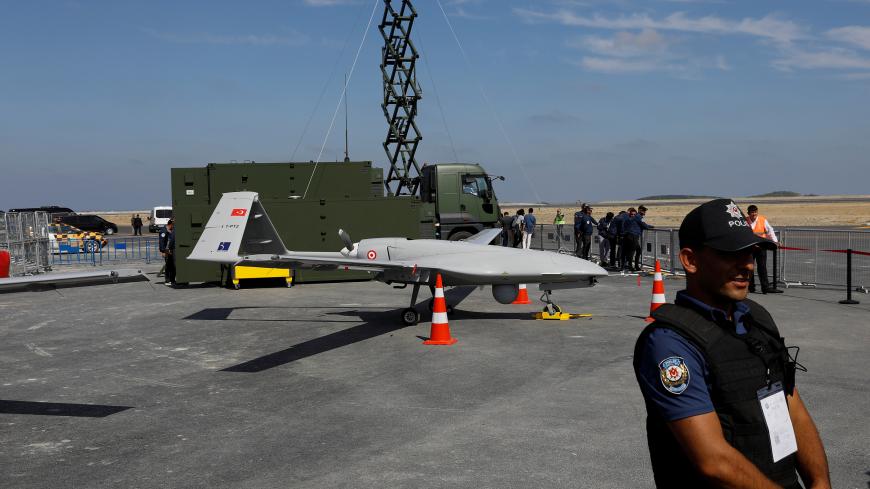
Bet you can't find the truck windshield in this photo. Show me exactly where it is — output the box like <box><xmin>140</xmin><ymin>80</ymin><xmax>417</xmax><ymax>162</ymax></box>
<box><xmin>156</xmin><ymin>210</ymin><xmax>173</xmax><ymax>218</ymax></box>
<box><xmin>461</xmin><ymin>175</ymin><xmax>490</xmax><ymax>198</ymax></box>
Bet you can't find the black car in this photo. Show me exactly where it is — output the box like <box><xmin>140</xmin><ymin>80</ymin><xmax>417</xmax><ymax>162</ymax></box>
<box><xmin>61</xmin><ymin>215</ymin><xmax>119</xmax><ymax>235</ymax></box>
<box><xmin>8</xmin><ymin>206</ymin><xmax>75</xmax><ymax>219</ymax></box>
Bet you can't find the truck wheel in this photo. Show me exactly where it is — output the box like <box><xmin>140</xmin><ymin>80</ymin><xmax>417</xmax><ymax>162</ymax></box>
<box><xmin>448</xmin><ymin>231</ymin><xmax>473</xmax><ymax>241</ymax></box>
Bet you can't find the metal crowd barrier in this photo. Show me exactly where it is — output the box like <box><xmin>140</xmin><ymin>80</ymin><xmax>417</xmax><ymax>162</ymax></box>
<box><xmin>530</xmin><ymin>224</ymin><xmax>680</xmax><ymax>273</ymax></box>
<box><xmin>50</xmin><ymin>236</ymin><xmax>160</xmax><ymax>267</ymax></box>
<box><xmin>526</xmin><ymin>225</ymin><xmax>869</xmax><ymax>292</ymax></box>
<box><xmin>0</xmin><ymin>211</ymin><xmax>51</xmax><ymax>276</ymax></box>
<box><xmin>776</xmin><ymin>228</ymin><xmax>870</xmax><ymax>290</ymax></box>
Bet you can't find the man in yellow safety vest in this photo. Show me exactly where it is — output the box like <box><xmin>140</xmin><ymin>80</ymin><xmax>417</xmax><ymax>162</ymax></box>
<box><xmin>554</xmin><ymin>209</ymin><xmax>567</xmax><ymax>251</ymax></box>
<box><xmin>746</xmin><ymin>205</ymin><xmax>782</xmax><ymax>294</ymax></box>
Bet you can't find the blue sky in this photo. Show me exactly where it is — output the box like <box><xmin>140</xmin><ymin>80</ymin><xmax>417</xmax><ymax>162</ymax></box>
<box><xmin>1</xmin><ymin>0</ymin><xmax>869</xmax><ymax>209</ymax></box>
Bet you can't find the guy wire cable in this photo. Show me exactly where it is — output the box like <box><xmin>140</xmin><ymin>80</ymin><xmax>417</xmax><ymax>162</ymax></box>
<box><xmin>289</xmin><ymin>2</ymin><xmax>367</xmax><ymax>161</ymax></box>
<box><xmin>434</xmin><ymin>0</ymin><xmax>542</xmax><ymax>204</ymax></box>
<box><xmin>416</xmin><ymin>28</ymin><xmax>460</xmax><ymax>163</ymax></box>
<box><xmin>301</xmin><ymin>0</ymin><xmax>379</xmax><ymax>201</ymax></box>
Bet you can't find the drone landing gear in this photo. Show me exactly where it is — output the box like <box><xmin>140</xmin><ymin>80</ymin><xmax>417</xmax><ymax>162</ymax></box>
<box><xmin>534</xmin><ymin>290</ymin><xmax>591</xmax><ymax>321</ymax></box>
<box><xmin>401</xmin><ymin>284</ymin><xmax>422</xmax><ymax>326</ymax></box>
<box><xmin>540</xmin><ymin>290</ymin><xmax>561</xmax><ymax>316</ymax></box>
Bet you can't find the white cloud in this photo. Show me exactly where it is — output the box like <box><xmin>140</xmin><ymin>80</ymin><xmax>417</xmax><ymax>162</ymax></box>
<box><xmin>578</xmin><ymin>56</ymin><xmax>661</xmax><ymax>73</ymax></box>
<box><xmin>827</xmin><ymin>26</ymin><xmax>870</xmax><ymax>51</ymax></box>
<box><xmin>572</xmin><ymin>29</ymin><xmax>670</xmax><ymax>58</ymax></box>
<box><xmin>566</xmin><ymin>28</ymin><xmax>728</xmax><ymax>77</ymax></box>
<box><xmin>773</xmin><ymin>47</ymin><xmax>870</xmax><ymax>71</ymax></box>
<box><xmin>144</xmin><ymin>29</ymin><xmax>309</xmax><ymax>46</ymax></box>
<box><xmin>513</xmin><ymin>9</ymin><xmax>805</xmax><ymax>44</ymax></box>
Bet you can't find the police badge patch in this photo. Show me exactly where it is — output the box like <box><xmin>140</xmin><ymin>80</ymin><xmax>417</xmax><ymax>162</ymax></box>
<box><xmin>659</xmin><ymin>356</ymin><xmax>690</xmax><ymax>395</ymax></box>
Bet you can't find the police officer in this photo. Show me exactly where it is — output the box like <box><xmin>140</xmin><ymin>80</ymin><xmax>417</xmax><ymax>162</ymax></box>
<box><xmin>633</xmin><ymin>199</ymin><xmax>830</xmax><ymax>489</ymax></box>
<box><xmin>159</xmin><ymin>219</ymin><xmax>176</xmax><ymax>286</ymax></box>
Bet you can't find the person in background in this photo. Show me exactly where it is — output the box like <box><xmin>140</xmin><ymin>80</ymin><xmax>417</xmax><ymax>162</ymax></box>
<box><xmin>133</xmin><ymin>214</ymin><xmax>143</xmax><ymax>236</ymax></box>
<box><xmin>746</xmin><ymin>204</ymin><xmax>781</xmax><ymax>294</ymax></box>
<box><xmin>573</xmin><ymin>205</ymin><xmax>586</xmax><ymax>256</ymax></box>
<box><xmin>576</xmin><ymin>205</ymin><xmax>598</xmax><ymax>260</ymax></box>
<box><xmin>598</xmin><ymin>212</ymin><xmax>614</xmax><ymax>267</ymax></box>
<box><xmin>522</xmin><ymin>208</ymin><xmax>536</xmax><ymax>250</ymax></box>
<box><xmin>633</xmin><ymin>205</ymin><xmax>649</xmax><ymax>271</ymax></box>
<box><xmin>611</xmin><ymin>210</ymin><xmax>628</xmax><ymax>270</ymax></box>
<box><xmin>159</xmin><ymin>219</ymin><xmax>176</xmax><ymax>286</ymax></box>
<box><xmin>622</xmin><ymin>207</ymin><xmax>654</xmax><ymax>272</ymax></box>
<box><xmin>512</xmin><ymin>209</ymin><xmax>525</xmax><ymax>248</ymax></box>
<box><xmin>554</xmin><ymin>209</ymin><xmax>567</xmax><ymax>251</ymax></box>
<box><xmin>499</xmin><ymin>211</ymin><xmax>513</xmax><ymax>247</ymax></box>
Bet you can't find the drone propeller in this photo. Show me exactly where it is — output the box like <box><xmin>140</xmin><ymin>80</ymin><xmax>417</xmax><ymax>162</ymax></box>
<box><xmin>338</xmin><ymin>229</ymin><xmax>355</xmax><ymax>252</ymax></box>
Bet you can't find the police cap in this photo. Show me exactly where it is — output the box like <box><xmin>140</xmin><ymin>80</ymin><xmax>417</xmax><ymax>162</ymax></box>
<box><xmin>679</xmin><ymin>198</ymin><xmax>775</xmax><ymax>252</ymax></box>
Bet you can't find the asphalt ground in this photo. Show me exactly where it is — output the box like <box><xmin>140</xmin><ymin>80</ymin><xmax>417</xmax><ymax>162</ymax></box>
<box><xmin>0</xmin><ymin>271</ymin><xmax>867</xmax><ymax>488</ymax></box>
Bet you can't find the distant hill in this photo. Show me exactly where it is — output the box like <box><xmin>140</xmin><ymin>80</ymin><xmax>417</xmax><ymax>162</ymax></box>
<box><xmin>637</xmin><ymin>191</ymin><xmax>818</xmax><ymax>200</ymax></box>
<box><xmin>636</xmin><ymin>194</ymin><xmax>719</xmax><ymax>200</ymax></box>
<box><xmin>749</xmin><ymin>191</ymin><xmax>803</xmax><ymax>198</ymax></box>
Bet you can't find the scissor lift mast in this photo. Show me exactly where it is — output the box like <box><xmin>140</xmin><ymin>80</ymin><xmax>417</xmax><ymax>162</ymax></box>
<box><xmin>379</xmin><ymin>0</ymin><xmax>422</xmax><ymax>196</ymax></box>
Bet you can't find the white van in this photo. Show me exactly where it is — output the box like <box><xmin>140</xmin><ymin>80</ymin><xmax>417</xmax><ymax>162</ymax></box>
<box><xmin>149</xmin><ymin>206</ymin><xmax>173</xmax><ymax>233</ymax></box>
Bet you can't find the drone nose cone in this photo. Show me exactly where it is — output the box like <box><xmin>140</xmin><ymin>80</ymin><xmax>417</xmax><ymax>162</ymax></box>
<box><xmin>587</xmin><ymin>261</ymin><xmax>608</xmax><ymax>276</ymax></box>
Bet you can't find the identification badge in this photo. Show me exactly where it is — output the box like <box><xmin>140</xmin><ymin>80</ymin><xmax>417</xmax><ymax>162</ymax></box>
<box><xmin>757</xmin><ymin>381</ymin><xmax>798</xmax><ymax>462</ymax></box>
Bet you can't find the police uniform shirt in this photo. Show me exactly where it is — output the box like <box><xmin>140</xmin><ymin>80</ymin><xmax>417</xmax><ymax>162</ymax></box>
<box><xmin>634</xmin><ymin>290</ymin><xmax>751</xmax><ymax>421</ymax></box>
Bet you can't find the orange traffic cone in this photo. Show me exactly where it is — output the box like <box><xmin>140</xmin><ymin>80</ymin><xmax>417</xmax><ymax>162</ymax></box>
<box><xmin>512</xmin><ymin>283</ymin><xmax>531</xmax><ymax>304</ymax></box>
<box><xmin>424</xmin><ymin>273</ymin><xmax>458</xmax><ymax>345</ymax></box>
<box><xmin>645</xmin><ymin>260</ymin><xmax>666</xmax><ymax>322</ymax></box>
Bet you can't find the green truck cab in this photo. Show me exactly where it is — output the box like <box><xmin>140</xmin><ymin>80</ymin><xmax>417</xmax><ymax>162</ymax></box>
<box><xmin>171</xmin><ymin>161</ymin><xmax>501</xmax><ymax>284</ymax></box>
<box><xmin>420</xmin><ymin>163</ymin><xmax>501</xmax><ymax>241</ymax></box>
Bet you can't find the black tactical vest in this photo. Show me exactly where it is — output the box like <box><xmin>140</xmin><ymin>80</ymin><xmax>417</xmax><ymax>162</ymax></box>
<box><xmin>633</xmin><ymin>299</ymin><xmax>800</xmax><ymax>488</ymax></box>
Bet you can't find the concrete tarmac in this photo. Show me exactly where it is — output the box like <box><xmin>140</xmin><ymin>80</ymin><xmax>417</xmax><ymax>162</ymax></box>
<box><xmin>0</xmin><ymin>272</ymin><xmax>867</xmax><ymax>488</ymax></box>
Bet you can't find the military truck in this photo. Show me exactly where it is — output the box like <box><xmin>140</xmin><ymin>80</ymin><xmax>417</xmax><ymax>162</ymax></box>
<box><xmin>171</xmin><ymin>160</ymin><xmax>501</xmax><ymax>285</ymax></box>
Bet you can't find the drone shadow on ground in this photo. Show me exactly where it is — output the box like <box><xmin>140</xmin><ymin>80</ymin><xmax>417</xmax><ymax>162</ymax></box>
<box><xmin>0</xmin><ymin>400</ymin><xmax>133</xmax><ymax>417</ymax></box>
<box><xmin>184</xmin><ymin>286</ymin><xmax>535</xmax><ymax>372</ymax></box>
<box><xmin>219</xmin><ymin>308</ymin><xmax>415</xmax><ymax>372</ymax></box>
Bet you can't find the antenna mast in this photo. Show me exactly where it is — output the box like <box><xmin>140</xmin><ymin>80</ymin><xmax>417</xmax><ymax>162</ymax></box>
<box><xmin>344</xmin><ymin>73</ymin><xmax>350</xmax><ymax>162</ymax></box>
<box><xmin>380</xmin><ymin>0</ymin><xmax>422</xmax><ymax>196</ymax></box>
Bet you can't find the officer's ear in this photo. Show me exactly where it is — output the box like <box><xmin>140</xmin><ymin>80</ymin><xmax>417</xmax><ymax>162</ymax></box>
<box><xmin>679</xmin><ymin>246</ymin><xmax>700</xmax><ymax>275</ymax></box>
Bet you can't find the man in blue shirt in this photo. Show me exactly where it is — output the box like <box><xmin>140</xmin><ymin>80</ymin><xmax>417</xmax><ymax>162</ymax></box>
<box><xmin>610</xmin><ymin>210</ymin><xmax>627</xmax><ymax>268</ymax></box>
<box><xmin>522</xmin><ymin>208</ymin><xmax>536</xmax><ymax>250</ymax></box>
<box><xmin>597</xmin><ymin>212</ymin><xmax>614</xmax><ymax>266</ymax></box>
<box><xmin>621</xmin><ymin>207</ymin><xmax>653</xmax><ymax>271</ymax></box>
<box><xmin>633</xmin><ymin>199</ymin><xmax>829</xmax><ymax>489</ymax></box>
<box><xmin>632</xmin><ymin>205</ymin><xmax>649</xmax><ymax>270</ymax></box>
<box><xmin>574</xmin><ymin>205</ymin><xmax>598</xmax><ymax>260</ymax></box>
